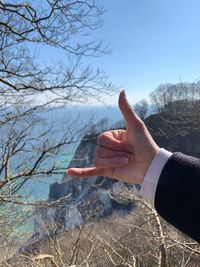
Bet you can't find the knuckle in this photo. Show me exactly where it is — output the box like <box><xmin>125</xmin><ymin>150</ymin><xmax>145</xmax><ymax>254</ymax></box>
<box><xmin>97</xmin><ymin>134</ymin><xmax>103</xmax><ymax>144</ymax></box>
<box><xmin>93</xmin><ymin>158</ymin><xmax>99</xmax><ymax>167</ymax></box>
<box><xmin>97</xmin><ymin>132</ymin><xmax>109</xmax><ymax>144</ymax></box>
<box><xmin>95</xmin><ymin>145</ymin><xmax>101</xmax><ymax>156</ymax></box>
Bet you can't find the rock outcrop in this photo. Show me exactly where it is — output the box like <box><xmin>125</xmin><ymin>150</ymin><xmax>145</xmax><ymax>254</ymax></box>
<box><xmin>35</xmin><ymin>131</ymin><xmax>136</xmax><ymax>235</ymax></box>
<box><xmin>21</xmin><ymin>112</ymin><xmax>200</xmax><ymax>253</ymax></box>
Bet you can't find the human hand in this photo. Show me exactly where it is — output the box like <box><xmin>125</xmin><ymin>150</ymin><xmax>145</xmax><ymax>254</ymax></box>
<box><xmin>67</xmin><ymin>91</ymin><xmax>159</xmax><ymax>184</ymax></box>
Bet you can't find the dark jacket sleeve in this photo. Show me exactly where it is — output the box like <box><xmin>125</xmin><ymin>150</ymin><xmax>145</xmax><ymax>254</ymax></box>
<box><xmin>154</xmin><ymin>152</ymin><xmax>200</xmax><ymax>242</ymax></box>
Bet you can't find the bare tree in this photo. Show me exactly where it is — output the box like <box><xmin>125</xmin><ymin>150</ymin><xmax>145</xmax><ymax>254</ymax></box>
<box><xmin>150</xmin><ymin>82</ymin><xmax>200</xmax><ymax>115</ymax></box>
<box><xmin>134</xmin><ymin>99</ymin><xmax>149</xmax><ymax>121</ymax></box>
<box><xmin>0</xmin><ymin>0</ymin><xmax>114</xmax><ymax>123</ymax></box>
<box><xmin>0</xmin><ymin>0</ymin><xmax>117</xmax><ymax>257</ymax></box>
<box><xmin>0</xmin><ymin>0</ymin><xmax>115</xmax><ymax>194</ymax></box>
<box><xmin>8</xmin><ymin>190</ymin><xmax>200</xmax><ymax>267</ymax></box>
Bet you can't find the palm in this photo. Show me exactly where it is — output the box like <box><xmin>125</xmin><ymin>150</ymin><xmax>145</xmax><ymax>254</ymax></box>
<box><xmin>102</xmin><ymin>127</ymin><xmax>157</xmax><ymax>184</ymax></box>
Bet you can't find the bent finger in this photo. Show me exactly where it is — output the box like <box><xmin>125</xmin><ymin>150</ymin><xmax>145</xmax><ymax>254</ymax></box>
<box><xmin>95</xmin><ymin>145</ymin><xmax>134</xmax><ymax>160</ymax></box>
<box><xmin>97</xmin><ymin>133</ymin><xmax>132</xmax><ymax>152</ymax></box>
<box><xmin>93</xmin><ymin>156</ymin><xmax>129</xmax><ymax>168</ymax></box>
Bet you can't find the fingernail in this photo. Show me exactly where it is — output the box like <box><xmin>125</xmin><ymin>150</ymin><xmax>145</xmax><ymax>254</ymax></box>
<box><xmin>118</xmin><ymin>158</ymin><xmax>128</xmax><ymax>164</ymax></box>
<box><xmin>122</xmin><ymin>90</ymin><xmax>127</xmax><ymax>99</ymax></box>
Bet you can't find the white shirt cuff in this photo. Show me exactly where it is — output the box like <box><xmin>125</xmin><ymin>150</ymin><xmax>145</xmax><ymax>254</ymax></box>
<box><xmin>140</xmin><ymin>148</ymin><xmax>173</xmax><ymax>201</ymax></box>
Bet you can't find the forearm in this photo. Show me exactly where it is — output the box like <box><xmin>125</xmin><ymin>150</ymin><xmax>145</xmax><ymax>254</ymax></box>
<box><xmin>141</xmin><ymin>150</ymin><xmax>200</xmax><ymax>243</ymax></box>
<box><xmin>155</xmin><ymin>152</ymin><xmax>200</xmax><ymax>243</ymax></box>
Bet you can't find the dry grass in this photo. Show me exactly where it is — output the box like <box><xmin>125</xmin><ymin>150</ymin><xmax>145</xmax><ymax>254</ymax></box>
<box><xmin>1</xmin><ymin>193</ymin><xmax>200</xmax><ymax>267</ymax></box>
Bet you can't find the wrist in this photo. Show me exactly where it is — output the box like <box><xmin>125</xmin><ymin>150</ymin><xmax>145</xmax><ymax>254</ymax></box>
<box><xmin>147</xmin><ymin>144</ymin><xmax>160</xmax><ymax>172</ymax></box>
<box><xmin>140</xmin><ymin>148</ymin><xmax>173</xmax><ymax>201</ymax></box>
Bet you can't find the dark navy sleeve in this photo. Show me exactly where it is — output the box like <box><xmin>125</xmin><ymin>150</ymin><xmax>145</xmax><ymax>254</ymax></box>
<box><xmin>155</xmin><ymin>152</ymin><xmax>200</xmax><ymax>242</ymax></box>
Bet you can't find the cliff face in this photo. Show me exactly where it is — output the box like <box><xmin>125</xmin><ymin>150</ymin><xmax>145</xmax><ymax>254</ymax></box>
<box><xmin>29</xmin><ymin>132</ymin><xmax>136</xmax><ymax>249</ymax></box>
<box><xmin>35</xmin><ymin>113</ymin><xmax>200</xmax><ymax>234</ymax></box>
<box><xmin>21</xmin><ymin>113</ymin><xmax>200</xmax><ymax>253</ymax></box>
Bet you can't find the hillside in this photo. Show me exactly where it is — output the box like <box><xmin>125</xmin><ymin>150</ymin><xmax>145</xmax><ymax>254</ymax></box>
<box><xmin>145</xmin><ymin>113</ymin><xmax>200</xmax><ymax>157</ymax></box>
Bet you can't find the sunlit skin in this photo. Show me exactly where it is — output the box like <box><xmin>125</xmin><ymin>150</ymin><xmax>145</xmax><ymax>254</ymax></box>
<box><xmin>67</xmin><ymin>91</ymin><xmax>159</xmax><ymax>184</ymax></box>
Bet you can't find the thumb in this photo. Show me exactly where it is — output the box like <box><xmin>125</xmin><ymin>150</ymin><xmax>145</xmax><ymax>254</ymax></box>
<box><xmin>118</xmin><ymin>90</ymin><xmax>142</xmax><ymax>130</ymax></box>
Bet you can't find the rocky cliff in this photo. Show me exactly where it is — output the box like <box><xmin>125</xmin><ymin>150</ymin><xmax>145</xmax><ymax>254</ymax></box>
<box><xmin>20</xmin><ymin>112</ymin><xmax>200</xmax><ymax>253</ymax></box>
<box><xmin>33</xmin><ymin>131</ymin><xmax>136</xmax><ymax>236</ymax></box>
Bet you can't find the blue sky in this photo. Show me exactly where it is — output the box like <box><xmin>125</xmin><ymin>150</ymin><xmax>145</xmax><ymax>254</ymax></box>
<box><xmin>38</xmin><ymin>0</ymin><xmax>200</xmax><ymax>105</ymax></box>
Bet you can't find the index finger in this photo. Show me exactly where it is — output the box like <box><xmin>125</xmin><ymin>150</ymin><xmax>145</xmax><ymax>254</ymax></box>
<box><xmin>97</xmin><ymin>133</ymin><xmax>133</xmax><ymax>153</ymax></box>
<box><xmin>67</xmin><ymin>167</ymin><xmax>105</xmax><ymax>177</ymax></box>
